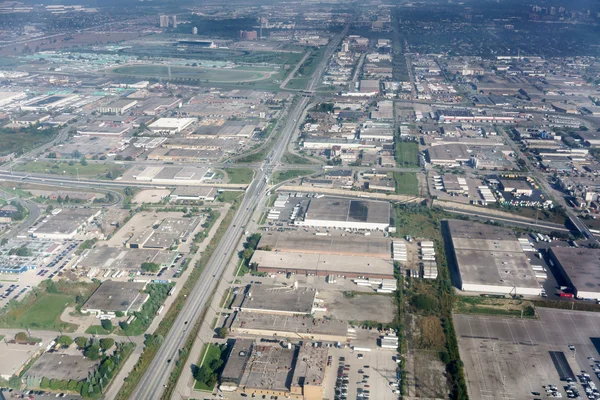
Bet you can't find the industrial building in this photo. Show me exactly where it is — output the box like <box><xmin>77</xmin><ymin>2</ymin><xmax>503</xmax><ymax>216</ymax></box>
<box><xmin>257</xmin><ymin>232</ymin><xmax>392</xmax><ymax>258</ymax></box>
<box><xmin>20</xmin><ymin>94</ymin><xmax>79</xmax><ymax>111</ymax></box>
<box><xmin>169</xmin><ymin>186</ymin><xmax>217</xmax><ymax>201</ymax></box>
<box><xmin>250</xmin><ymin>250</ymin><xmax>394</xmax><ymax>279</ymax></box>
<box><xmin>229</xmin><ymin>312</ymin><xmax>347</xmax><ymax>342</ymax></box>
<box><xmin>82</xmin><ymin>280</ymin><xmax>148</xmax><ymax>316</ymax></box>
<box><xmin>220</xmin><ymin>340</ymin><xmax>327</xmax><ymax>400</ymax></box>
<box><xmin>76</xmin><ymin>247</ymin><xmax>178</xmax><ymax>272</ymax></box>
<box><xmin>97</xmin><ymin>99</ymin><xmax>138</xmax><ymax>115</ymax></box>
<box><xmin>31</xmin><ymin>208</ymin><xmax>100</xmax><ymax>240</ymax></box>
<box><xmin>426</xmin><ymin>143</ymin><xmax>471</xmax><ymax>166</ymax></box>
<box><xmin>127</xmin><ymin>216</ymin><xmax>201</xmax><ymax>249</ymax></box>
<box><xmin>296</xmin><ymin>197</ymin><xmax>392</xmax><ymax>231</ymax></box>
<box><xmin>445</xmin><ymin>219</ymin><xmax>542</xmax><ymax>296</ymax></box>
<box><xmin>148</xmin><ymin>117</ymin><xmax>195</xmax><ymax>134</ymax></box>
<box><xmin>548</xmin><ymin>247</ymin><xmax>600</xmax><ymax>300</ymax></box>
<box><xmin>236</xmin><ymin>283</ymin><xmax>318</xmax><ymax>315</ymax></box>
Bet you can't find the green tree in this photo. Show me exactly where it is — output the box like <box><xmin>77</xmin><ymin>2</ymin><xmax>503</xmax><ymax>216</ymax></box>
<box><xmin>15</xmin><ymin>332</ymin><xmax>28</xmax><ymax>342</ymax></box>
<box><xmin>80</xmin><ymin>157</ymin><xmax>88</xmax><ymax>166</ymax></box>
<box><xmin>57</xmin><ymin>335</ymin><xmax>73</xmax><ymax>347</ymax></box>
<box><xmin>115</xmin><ymin>311</ymin><xmax>124</xmax><ymax>318</ymax></box>
<box><xmin>84</xmin><ymin>345</ymin><xmax>101</xmax><ymax>360</ymax></box>
<box><xmin>100</xmin><ymin>319</ymin><xmax>113</xmax><ymax>331</ymax></box>
<box><xmin>8</xmin><ymin>375</ymin><xmax>21</xmax><ymax>389</ymax></box>
<box><xmin>141</xmin><ymin>262</ymin><xmax>160</xmax><ymax>273</ymax></box>
<box><xmin>40</xmin><ymin>377</ymin><xmax>50</xmax><ymax>388</ymax></box>
<box><xmin>99</xmin><ymin>338</ymin><xmax>114</xmax><ymax>351</ymax></box>
<box><xmin>216</xmin><ymin>327</ymin><xmax>229</xmax><ymax>339</ymax></box>
<box><xmin>75</xmin><ymin>336</ymin><xmax>88</xmax><ymax>349</ymax></box>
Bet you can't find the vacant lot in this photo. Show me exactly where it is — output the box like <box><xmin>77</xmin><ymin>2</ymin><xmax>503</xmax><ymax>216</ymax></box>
<box><xmin>318</xmin><ymin>290</ymin><xmax>396</xmax><ymax>323</ymax></box>
<box><xmin>394</xmin><ymin>172</ymin><xmax>419</xmax><ymax>196</ymax></box>
<box><xmin>15</xmin><ymin>160</ymin><xmax>125</xmax><ymax>180</ymax></box>
<box><xmin>112</xmin><ymin>64</ymin><xmax>275</xmax><ymax>83</ymax></box>
<box><xmin>273</xmin><ymin>169</ymin><xmax>314</xmax><ymax>184</ymax></box>
<box><xmin>395</xmin><ymin>141</ymin><xmax>419</xmax><ymax>167</ymax></box>
<box><xmin>454</xmin><ymin>295</ymin><xmax>535</xmax><ymax>318</ymax></box>
<box><xmin>0</xmin><ymin>129</ymin><xmax>56</xmax><ymax>157</ymax></box>
<box><xmin>132</xmin><ymin>189</ymin><xmax>171</xmax><ymax>204</ymax></box>
<box><xmin>0</xmin><ymin>293</ymin><xmax>75</xmax><ymax>331</ymax></box>
<box><xmin>224</xmin><ymin>168</ymin><xmax>254</xmax><ymax>184</ymax></box>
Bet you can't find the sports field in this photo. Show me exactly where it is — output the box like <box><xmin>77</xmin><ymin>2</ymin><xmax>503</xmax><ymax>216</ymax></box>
<box><xmin>112</xmin><ymin>64</ymin><xmax>276</xmax><ymax>83</ymax></box>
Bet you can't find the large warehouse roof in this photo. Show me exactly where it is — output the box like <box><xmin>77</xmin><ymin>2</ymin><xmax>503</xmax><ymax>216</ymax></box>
<box><xmin>250</xmin><ymin>250</ymin><xmax>394</xmax><ymax>278</ymax></box>
<box><xmin>447</xmin><ymin>219</ymin><xmax>541</xmax><ymax>295</ymax></box>
<box><xmin>549</xmin><ymin>247</ymin><xmax>600</xmax><ymax>297</ymax></box>
<box><xmin>257</xmin><ymin>232</ymin><xmax>391</xmax><ymax>258</ymax></box>
<box><xmin>240</xmin><ymin>284</ymin><xmax>317</xmax><ymax>315</ymax></box>
<box><xmin>298</xmin><ymin>197</ymin><xmax>391</xmax><ymax>230</ymax></box>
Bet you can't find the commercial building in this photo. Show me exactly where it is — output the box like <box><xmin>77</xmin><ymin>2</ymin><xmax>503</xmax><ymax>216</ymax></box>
<box><xmin>97</xmin><ymin>99</ymin><xmax>138</xmax><ymax>115</ymax></box>
<box><xmin>237</xmin><ymin>283</ymin><xmax>318</xmax><ymax>315</ymax></box>
<box><xmin>296</xmin><ymin>197</ymin><xmax>392</xmax><ymax>231</ymax></box>
<box><xmin>499</xmin><ymin>178</ymin><xmax>533</xmax><ymax>196</ymax></box>
<box><xmin>20</xmin><ymin>94</ymin><xmax>78</xmax><ymax>111</ymax></box>
<box><xmin>82</xmin><ymin>280</ymin><xmax>148</xmax><ymax>316</ymax></box>
<box><xmin>148</xmin><ymin>118</ymin><xmax>195</xmax><ymax>134</ymax></box>
<box><xmin>250</xmin><ymin>250</ymin><xmax>394</xmax><ymax>279</ymax></box>
<box><xmin>32</xmin><ymin>208</ymin><xmax>100</xmax><ymax>240</ymax></box>
<box><xmin>169</xmin><ymin>186</ymin><xmax>217</xmax><ymax>201</ymax></box>
<box><xmin>220</xmin><ymin>340</ymin><xmax>327</xmax><ymax>400</ymax></box>
<box><xmin>359</xmin><ymin>80</ymin><xmax>380</xmax><ymax>95</ymax></box>
<box><xmin>77</xmin><ymin>123</ymin><xmax>130</xmax><ymax>137</ymax></box>
<box><xmin>445</xmin><ymin>219</ymin><xmax>542</xmax><ymax>296</ymax></box>
<box><xmin>548</xmin><ymin>247</ymin><xmax>600</xmax><ymax>300</ymax></box>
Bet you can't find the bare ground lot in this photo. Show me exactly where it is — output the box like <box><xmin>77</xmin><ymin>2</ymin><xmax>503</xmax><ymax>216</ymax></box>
<box><xmin>454</xmin><ymin>308</ymin><xmax>600</xmax><ymax>400</ymax></box>
<box><xmin>132</xmin><ymin>189</ymin><xmax>171</xmax><ymax>204</ymax></box>
<box><xmin>317</xmin><ymin>290</ymin><xmax>396</xmax><ymax>323</ymax></box>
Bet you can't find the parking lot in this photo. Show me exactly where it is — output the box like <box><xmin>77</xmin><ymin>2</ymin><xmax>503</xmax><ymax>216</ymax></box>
<box><xmin>323</xmin><ymin>347</ymin><xmax>399</xmax><ymax>400</ymax></box>
<box><xmin>455</xmin><ymin>308</ymin><xmax>600</xmax><ymax>400</ymax></box>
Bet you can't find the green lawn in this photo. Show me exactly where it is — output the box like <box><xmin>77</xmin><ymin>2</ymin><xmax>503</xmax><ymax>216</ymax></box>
<box><xmin>273</xmin><ymin>169</ymin><xmax>314</xmax><ymax>184</ymax></box>
<box><xmin>217</xmin><ymin>191</ymin><xmax>244</xmax><ymax>203</ymax></box>
<box><xmin>15</xmin><ymin>160</ymin><xmax>125</xmax><ymax>180</ymax></box>
<box><xmin>394</xmin><ymin>172</ymin><xmax>419</xmax><ymax>196</ymax></box>
<box><xmin>224</xmin><ymin>168</ymin><xmax>254</xmax><ymax>184</ymax></box>
<box><xmin>85</xmin><ymin>325</ymin><xmax>113</xmax><ymax>335</ymax></box>
<box><xmin>194</xmin><ymin>343</ymin><xmax>223</xmax><ymax>391</ymax></box>
<box><xmin>14</xmin><ymin>294</ymin><xmax>74</xmax><ymax>331</ymax></box>
<box><xmin>395</xmin><ymin>141</ymin><xmax>419</xmax><ymax>167</ymax></box>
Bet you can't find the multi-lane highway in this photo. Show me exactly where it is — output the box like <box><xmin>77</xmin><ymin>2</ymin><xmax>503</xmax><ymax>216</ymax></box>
<box><xmin>129</xmin><ymin>21</ymin><xmax>345</xmax><ymax>400</ymax></box>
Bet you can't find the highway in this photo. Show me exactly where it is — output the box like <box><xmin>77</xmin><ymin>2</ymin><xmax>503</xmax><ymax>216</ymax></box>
<box><xmin>129</xmin><ymin>21</ymin><xmax>344</xmax><ymax>400</ymax></box>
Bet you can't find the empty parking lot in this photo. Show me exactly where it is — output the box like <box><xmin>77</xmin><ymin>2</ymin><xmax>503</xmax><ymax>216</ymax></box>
<box><xmin>455</xmin><ymin>308</ymin><xmax>600</xmax><ymax>400</ymax></box>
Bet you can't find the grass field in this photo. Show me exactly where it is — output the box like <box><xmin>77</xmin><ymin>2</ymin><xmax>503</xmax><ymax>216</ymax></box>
<box><xmin>454</xmin><ymin>296</ymin><xmax>536</xmax><ymax>318</ymax></box>
<box><xmin>113</xmin><ymin>64</ymin><xmax>274</xmax><ymax>83</ymax></box>
<box><xmin>0</xmin><ymin>129</ymin><xmax>56</xmax><ymax>157</ymax></box>
<box><xmin>273</xmin><ymin>169</ymin><xmax>314</xmax><ymax>184</ymax></box>
<box><xmin>218</xmin><ymin>191</ymin><xmax>244</xmax><ymax>203</ymax></box>
<box><xmin>395</xmin><ymin>141</ymin><xmax>419</xmax><ymax>167</ymax></box>
<box><xmin>281</xmin><ymin>152</ymin><xmax>314</xmax><ymax>165</ymax></box>
<box><xmin>15</xmin><ymin>160</ymin><xmax>125</xmax><ymax>179</ymax></box>
<box><xmin>85</xmin><ymin>325</ymin><xmax>113</xmax><ymax>335</ymax></box>
<box><xmin>394</xmin><ymin>172</ymin><xmax>419</xmax><ymax>196</ymax></box>
<box><xmin>13</xmin><ymin>294</ymin><xmax>74</xmax><ymax>331</ymax></box>
<box><xmin>223</xmin><ymin>168</ymin><xmax>254</xmax><ymax>184</ymax></box>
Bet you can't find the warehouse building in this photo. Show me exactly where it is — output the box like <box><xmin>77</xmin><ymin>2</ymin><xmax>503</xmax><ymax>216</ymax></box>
<box><xmin>445</xmin><ymin>219</ymin><xmax>542</xmax><ymax>296</ymax></box>
<box><xmin>82</xmin><ymin>280</ymin><xmax>148</xmax><ymax>316</ymax></box>
<box><xmin>296</xmin><ymin>197</ymin><xmax>392</xmax><ymax>231</ymax></box>
<box><xmin>97</xmin><ymin>99</ymin><xmax>138</xmax><ymax>115</ymax></box>
<box><xmin>548</xmin><ymin>247</ymin><xmax>600</xmax><ymax>300</ymax></box>
<box><xmin>427</xmin><ymin>143</ymin><xmax>471</xmax><ymax>166</ymax></box>
<box><xmin>76</xmin><ymin>247</ymin><xmax>178</xmax><ymax>272</ymax></box>
<box><xmin>229</xmin><ymin>312</ymin><xmax>347</xmax><ymax>342</ymax></box>
<box><xmin>32</xmin><ymin>208</ymin><xmax>100</xmax><ymax>240</ymax></box>
<box><xmin>237</xmin><ymin>283</ymin><xmax>318</xmax><ymax>315</ymax></box>
<box><xmin>148</xmin><ymin>117</ymin><xmax>195</xmax><ymax>134</ymax></box>
<box><xmin>169</xmin><ymin>186</ymin><xmax>217</xmax><ymax>202</ymax></box>
<box><xmin>250</xmin><ymin>250</ymin><xmax>394</xmax><ymax>280</ymax></box>
<box><xmin>220</xmin><ymin>340</ymin><xmax>327</xmax><ymax>400</ymax></box>
<box><xmin>127</xmin><ymin>216</ymin><xmax>201</xmax><ymax>249</ymax></box>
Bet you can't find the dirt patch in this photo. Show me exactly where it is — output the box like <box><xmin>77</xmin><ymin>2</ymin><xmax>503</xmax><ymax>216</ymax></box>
<box><xmin>317</xmin><ymin>290</ymin><xmax>396</xmax><ymax>323</ymax></box>
<box><xmin>132</xmin><ymin>189</ymin><xmax>171</xmax><ymax>204</ymax></box>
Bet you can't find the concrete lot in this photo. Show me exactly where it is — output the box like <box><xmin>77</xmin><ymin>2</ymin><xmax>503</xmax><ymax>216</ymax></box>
<box><xmin>317</xmin><ymin>290</ymin><xmax>396</xmax><ymax>323</ymax></box>
<box><xmin>323</xmin><ymin>347</ymin><xmax>399</xmax><ymax>400</ymax></box>
<box><xmin>132</xmin><ymin>189</ymin><xmax>171</xmax><ymax>204</ymax></box>
<box><xmin>455</xmin><ymin>308</ymin><xmax>600</xmax><ymax>400</ymax></box>
<box><xmin>0</xmin><ymin>342</ymin><xmax>42</xmax><ymax>378</ymax></box>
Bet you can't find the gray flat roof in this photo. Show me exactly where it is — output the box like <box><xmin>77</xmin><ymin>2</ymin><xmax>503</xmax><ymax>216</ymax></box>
<box><xmin>239</xmin><ymin>343</ymin><xmax>294</xmax><ymax>391</ymax></box>
<box><xmin>231</xmin><ymin>311</ymin><xmax>347</xmax><ymax>338</ymax></box>
<box><xmin>241</xmin><ymin>284</ymin><xmax>316</xmax><ymax>314</ymax></box>
<box><xmin>447</xmin><ymin>220</ymin><xmax>539</xmax><ymax>289</ymax></box>
<box><xmin>82</xmin><ymin>280</ymin><xmax>148</xmax><ymax>313</ymax></box>
<box><xmin>34</xmin><ymin>208</ymin><xmax>98</xmax><ymax>236</ymax></box>
<box><xmin>77</xmin><ymin>247</ymin><xmax>177</xmax><ymax>270</ymax></box>
<box><xmin>427</xmin><ymin>143</ymin><xmax>470</xmax><ymax>161</ymax></box>
<box><xmin>257</xmin><ymin>232</ymin><xmax>391</xmax><ymax>258</ymax></box>
<box><xmin>304</xmin><ymin>197</ymin><xmax>390</xmax><ymax>225</ymax></box>
<box><xmin>550</xmin><ymin>247</ymin><xmax>600</xmax><ymax>293</ymax></box>
<box><xmin>292</xmin><ymin>344</ymin><xmax>328</xmax><ymax>388</ymax></box>
<box><xmin>221</xmin><ymin>339</ymin><xmax>253</xmax><ymax>385</ymax></box>
<box><xmin>250</xmin><ymin>250</ymin><xmax>394</xmax><ymax>277</ymax></box>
